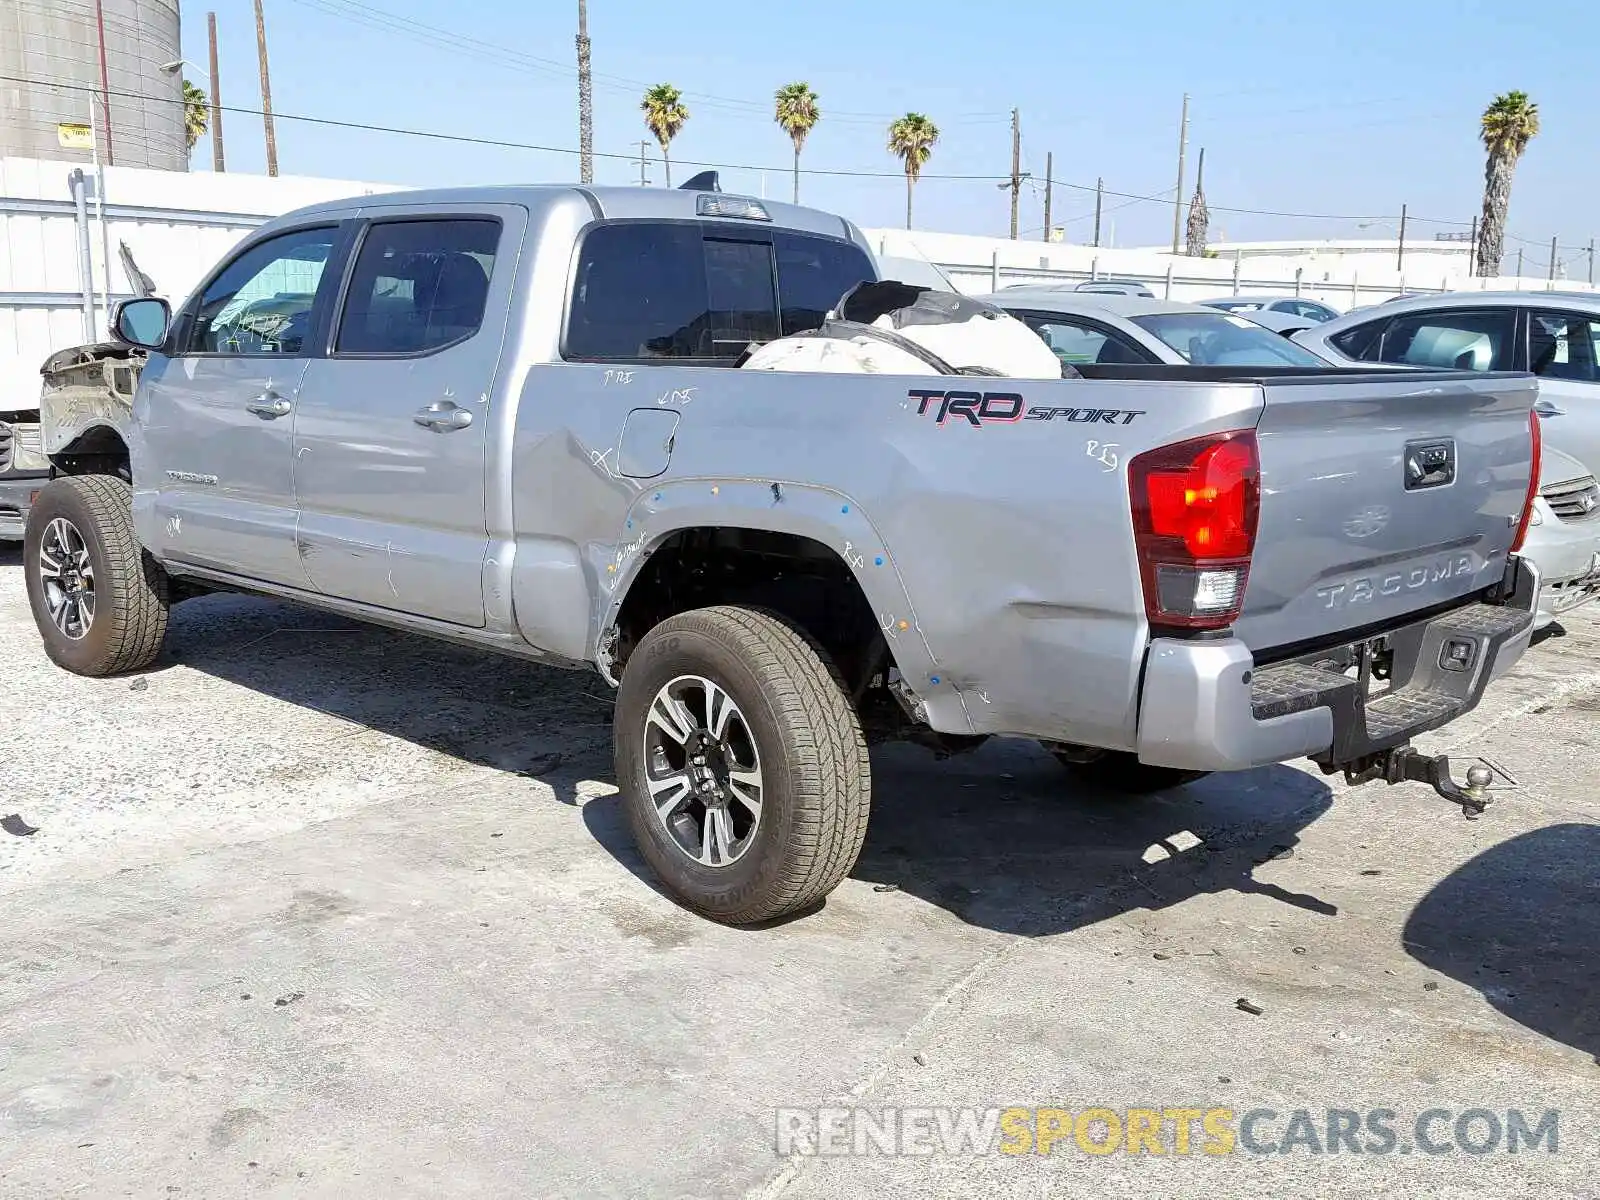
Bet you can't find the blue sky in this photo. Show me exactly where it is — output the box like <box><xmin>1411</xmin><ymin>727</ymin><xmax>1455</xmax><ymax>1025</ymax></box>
<box><xmin>186</xmin><ymin>0</ymin><xmax>1594</xmax><ymax>268</ymax></box>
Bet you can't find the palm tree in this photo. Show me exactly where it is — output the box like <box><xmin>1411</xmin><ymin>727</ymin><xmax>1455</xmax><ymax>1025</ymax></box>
<box><xmin>182</xmin><ymin>79</ymin><xmax>209</xmax><ymax>153</ymax></box>
<box><xmin>576</xmin><ymin>0</ymin><xmax>593</xmax><ymax>184</ymax></box>
<box><xmin>1476</xmin><ymin>91</ymin><xmax>1539</xmax><ymax>277</ymax></box>
<box><xmin>641</xmin><ymin>83</ymin><xmax>688</xmax><ymax>187</ymax></box>
<box><xmin>1185</xmin><ymin>148</ymin><xmax>1209</xmax><ymax>257</ymax></box>
<box><xmin>774</xmin><ymin>82</ymin><xmax>820</xmax><ymax>204</ymax></box>
<box><xmin>887</xmin><ymin>113</ymin><xmax>938</xmax><ymax>230</ymax></box>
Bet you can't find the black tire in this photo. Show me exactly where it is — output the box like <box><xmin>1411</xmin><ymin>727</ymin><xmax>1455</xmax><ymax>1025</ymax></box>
<box><xmin>614</xmin><ymin>605</ymin><xmax>871</xmax><ymax>926</ymax></box>
<box><xmin>24</xmin><ymin>474</ymin><xmax>168</xmax><ymax>677</ymax></box>
<box><xmin>1049</xmin><ymin>747</ymin><xmax>1209</xmax><ymax>794</ymax></box>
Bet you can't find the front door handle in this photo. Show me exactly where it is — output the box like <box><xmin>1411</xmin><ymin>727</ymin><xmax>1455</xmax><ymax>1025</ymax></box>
<box><xmin>245</xmin><ymin>392</ymin><xmax>292</xmax><ymax>419</ymax></box>
<box><xmin>414</xmin><ymin>401</ymin><xmax>474</xmax><ymax>432</ymax></box>
<box><xmin>1534</xmin><ymin>398</ymin><xmax>1566</xmax><ymax>418</ymax></box>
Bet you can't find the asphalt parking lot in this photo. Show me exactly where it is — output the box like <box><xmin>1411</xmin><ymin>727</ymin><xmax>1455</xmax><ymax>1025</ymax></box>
<box><xmin>2</xmin><ymin>542</ymin><xmax>1598</xmax><ymax>1199</ymax></box>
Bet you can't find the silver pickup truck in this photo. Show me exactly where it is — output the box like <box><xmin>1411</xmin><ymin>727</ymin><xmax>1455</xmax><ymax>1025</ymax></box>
<box><xmin>21</xmin><ymin>183</ymin><xmax>1542</xmax><ymax>925</ymax></box>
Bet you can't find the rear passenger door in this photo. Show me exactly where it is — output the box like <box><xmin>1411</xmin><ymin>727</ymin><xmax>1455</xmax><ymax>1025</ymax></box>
<box><xmin>291</xmin><ymin>207</ymin><xmax>523</xmax><ymax>627</ymax></box>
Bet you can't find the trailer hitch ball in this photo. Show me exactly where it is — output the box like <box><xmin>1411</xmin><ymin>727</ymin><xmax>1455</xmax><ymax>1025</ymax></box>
<box><xmin>1463</xmin><ymin>764</ymin><xmax>1494</xmax><ymax>806</ymax></box>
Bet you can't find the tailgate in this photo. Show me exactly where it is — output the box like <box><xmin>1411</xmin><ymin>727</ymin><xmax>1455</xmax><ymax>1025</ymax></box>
<box><xmin>1237</xmin><ymin>370</ymin><xmax>1537</xmax><ymax>653</ymax></box>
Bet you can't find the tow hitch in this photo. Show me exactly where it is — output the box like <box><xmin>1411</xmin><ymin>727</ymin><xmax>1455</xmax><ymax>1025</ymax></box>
<box><xmin>1322</xmin><ymin>746</ymin><xmax>1497</xmax><ymax>819</ymax></box>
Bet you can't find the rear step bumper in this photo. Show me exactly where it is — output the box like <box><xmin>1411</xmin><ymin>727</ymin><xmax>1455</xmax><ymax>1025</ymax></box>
<box><xmin>1136</xmin><ymin>557</ymin><xmax>1538</xmax><ymax>772</ymax></box>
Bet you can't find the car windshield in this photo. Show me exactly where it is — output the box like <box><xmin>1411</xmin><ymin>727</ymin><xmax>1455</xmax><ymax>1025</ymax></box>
<box><xmin>1206</xmin><ymin>299</ymin><xmax>1262</xmax><ymax>312</ymax></box>
<box><xmin>1131</xmin><ymin>312</ymin><xmax>1326</xmax><ymax>367</ymax></box>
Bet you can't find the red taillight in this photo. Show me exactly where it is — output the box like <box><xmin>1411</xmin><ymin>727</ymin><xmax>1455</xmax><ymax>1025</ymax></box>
<box><xmin>1129</xmin><ymin>430</ymin><xmax>1260</xmax><ymax>630</ymax></box>
<box><xmin>1510</xmin><ymin>408</ymin><xmax>1542</xmax><ymax>554</ymax></box>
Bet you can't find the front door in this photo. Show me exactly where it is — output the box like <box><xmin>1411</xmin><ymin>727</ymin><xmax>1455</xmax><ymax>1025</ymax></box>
<box><xmin>291</xmin><ymin>210</ymin><xmax>519</xmax><ymax>627</ymax></box>
<box><xmin>141</xmin><ymin>224</ymin><xmax>345</xmax><ymax>585</ymax></box>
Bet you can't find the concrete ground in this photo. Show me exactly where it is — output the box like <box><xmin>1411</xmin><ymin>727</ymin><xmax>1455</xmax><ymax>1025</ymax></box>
<box><xmin>1</xmin><ymin>542</ymin><xmax>1597</xmax><ymax>1199</ymax></box>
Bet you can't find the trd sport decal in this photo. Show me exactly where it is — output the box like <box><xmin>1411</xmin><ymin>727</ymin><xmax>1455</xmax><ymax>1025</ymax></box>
<box><xmin>909</xmin><ymin>389</ymin><xmax>1145</xmax><ymax>428</ymax></box>
<box><xmin>909</xmin><ymin>389</ymin><xmax>1024</xmax><ymax>427</ymax></box>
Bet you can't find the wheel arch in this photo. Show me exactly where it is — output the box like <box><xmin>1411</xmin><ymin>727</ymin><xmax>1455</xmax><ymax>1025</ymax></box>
<box><xmin>49</xmin><ymin>421</ymin><xmax>131</xmax><ymax>480</ymax></box>
<box><xmin>596</xmin><ymin>479</ymin><xmax>937</xmax><ymax>694</ymax></box>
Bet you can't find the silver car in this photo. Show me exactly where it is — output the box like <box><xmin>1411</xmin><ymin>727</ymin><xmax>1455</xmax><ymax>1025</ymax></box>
<box><xmin>1525</xmin><ymin>445</ymin><xmax>1600</xmax><ymax>629</ymax></box>
<box><xmin>1203</xmin><ymin>294</ymin><xmax>1342</xmax><ymax>323</ymax></box>
<box><xmin>984</xmin><ymin>290</ymin><xmax>1331</xmax><ymax>368</ymax></box>
<box><xmin>1297</xmin><ymin>290</ymin><xmax>1600</xmax><ymax>473</ymax></box>
<box><xmin>1299</xmin><ymin>290</ymin><xmax>1600</xmax><ymax>628</ymax></box>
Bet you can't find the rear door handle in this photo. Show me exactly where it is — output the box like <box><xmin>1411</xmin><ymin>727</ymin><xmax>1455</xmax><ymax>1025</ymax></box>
<box><xmin>414</xmin><ymin>401</ymin><xmax>474</xmax><ymax>431</ymax></box>
<box><xmin>245</xmin><ymin>392</ymin><xmax>292</xmax><ymax>419</ymax></box>
<box><xmin>1534</xmin><ymin>399</ymin><xmax>1566</xmax><ymax>418</ymax></box>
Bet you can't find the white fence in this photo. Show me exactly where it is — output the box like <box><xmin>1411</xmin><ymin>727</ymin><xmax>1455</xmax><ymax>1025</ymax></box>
<box><xmin>3</xmin><ymin>153</ymin><xmax>1594</xmax><ymax>408</ymax></box>
<box><xmin>868</xmin><ymin>228</ymin><xmax>1599</xmax><ymax>307</ymax></box>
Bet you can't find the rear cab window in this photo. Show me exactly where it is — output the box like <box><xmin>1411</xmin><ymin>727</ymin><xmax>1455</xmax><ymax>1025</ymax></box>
<box><xmin>564</xmin><ymin>222</ymin><xmax>874</xmax><ymax>363</ymax></box>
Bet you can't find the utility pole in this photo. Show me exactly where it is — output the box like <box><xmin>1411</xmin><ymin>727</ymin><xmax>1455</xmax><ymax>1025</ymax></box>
<box><xmin>1467</xmin><ymin>216</ymin><xmax>1478</xmax><ymax>277</ymax></box>
<box><xmin>1041</xmin><ymin>151</ymin><xmax>1052</xmax><ymax>243</ymax></box>
<box><xmin>206</xmin><ymin>12</ymin><xmax>226</xmax><ymax>172</ymax></box>
<box><xmin>1588</xmin><ymin>238</ymin><xmax>1595</xmax><ymax>285</ymax></box>
<box><xmin>1516</xmin><ymin>246</ymin><xmax>1524</xmax><ymax>277</ymax></box>
<box><xmin>1548</xmin><ymin>235</ymin><xmax>1558</xmax><ymax>283</ymax></box>
<box><xmin>254</xmin><ymin>0</ymin><xmax>278</xmax><ymax>176</ymax></box>
<box><xmin>1093</xmin><ymin>177</ymin><xmax>1104</xmax><ymax>248</ymax></box>
<box><xmin>1170</xmin><ymin>92</ymin><xmax>1189</xmax><ymax>255</ymax></box>
<box><xmin>636</xmin><ymin>140</ymin><xmax>650</xmax><ymax>186</ymax></box>
<box><xmin>1397</xmin><ymin>204</ymin><xmax>1407</xmax><ymax>271</ymax></box>
<box><xmin>1007</xmin><ymin>108</ymin><xmax>1022</xmax><ymax>240</ymax></box>
<box><xmin>93</xmin><ymin>0</ymin><xmax>114</xmax><ymax>164</ymax></box>
<box><xmin>576</xmin><ymin>0</ymin><xmax>594</xmax><ymax>184</ymax></box>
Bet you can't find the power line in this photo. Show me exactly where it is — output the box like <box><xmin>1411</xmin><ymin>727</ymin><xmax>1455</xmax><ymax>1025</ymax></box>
<box><xmin>1</xmin><ymin>68</ymin><xmax>1579</xmax><ymax>245</ymax></box>
<box><xmin>282</xmin><ymin>0</ymin><xmax>1009</xmax><ymax>126</ymax></box>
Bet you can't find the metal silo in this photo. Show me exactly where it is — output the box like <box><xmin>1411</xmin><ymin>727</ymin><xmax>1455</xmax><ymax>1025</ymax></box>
<box><xmin>0</xmin><ymin>0</ymin><xmax>186</xmax><ymax>171</ymax></box>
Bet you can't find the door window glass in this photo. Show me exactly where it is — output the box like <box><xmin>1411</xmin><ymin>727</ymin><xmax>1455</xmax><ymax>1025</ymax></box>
<box><xmin>188</xmin><ymin>226</ymin><xmax>337</xmax><ymax>355</ymax></box>
<box><xmin>337</xmin><ymin>219</ymin><xmax>501</xmax><ymax>355</ymax></box>
<box><xmin>1374</xmin><ymin>310</ymin><xmax>1514</xmax><ymax>371</ymax></box>
<box><xmin>1529</xmin><ymin>312</ymin><xmax>1600</xmax><ymax>382</ymax></box>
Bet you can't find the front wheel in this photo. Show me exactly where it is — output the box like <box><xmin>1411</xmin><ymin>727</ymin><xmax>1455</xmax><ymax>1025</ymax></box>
<box><xmin>614</xmin><ymin>606</ymin><xmax>871</xmax><ymax>926</ymax></box>
<box><xmin>24</xmin><ymin>474</ymin><xmax>169</xmax><ymax>677</ymax></box>
<box><xmin>1048</xmin><ymin>747</ymin><xmax>1210</xmax><ymax>794</ymax></box>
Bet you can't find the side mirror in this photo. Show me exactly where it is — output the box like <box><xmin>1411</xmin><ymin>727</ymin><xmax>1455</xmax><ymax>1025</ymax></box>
<box><xmin>111</xmin><ymin>296</ymin><xmax>171</xmax><ymax>350</ymax></box>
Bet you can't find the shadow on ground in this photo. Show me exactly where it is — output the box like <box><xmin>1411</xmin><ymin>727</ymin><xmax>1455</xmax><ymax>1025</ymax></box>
<box><xmin>1404</xmin><ymin>823</ymin><xmax>1600</xmax><ymax>1062</ymax></box>
<box><xmin>161</xmin><ymin>591</ymin><xmax>1337</xmax><ymax>937</ymax></box>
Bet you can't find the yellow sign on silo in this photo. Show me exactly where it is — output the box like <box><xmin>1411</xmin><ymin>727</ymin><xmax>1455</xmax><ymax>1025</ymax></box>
<box><xmin>57</xmin><ymin>123</ymin><xmax>94</xmax><ymax>149</ymax></box>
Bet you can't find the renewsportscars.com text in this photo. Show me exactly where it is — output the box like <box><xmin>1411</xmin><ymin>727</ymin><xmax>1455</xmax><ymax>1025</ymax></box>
<box><xmin>774</xmin><ymin>1106</ymin><xmax>1559</xmax><ymax>1158</ymax></box>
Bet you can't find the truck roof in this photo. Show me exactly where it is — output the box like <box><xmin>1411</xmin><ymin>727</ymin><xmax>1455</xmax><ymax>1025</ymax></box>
<box><xmin>269</xmin><ymin>183</ymin><xmax>864</xmax><ymax>243</ymax></box>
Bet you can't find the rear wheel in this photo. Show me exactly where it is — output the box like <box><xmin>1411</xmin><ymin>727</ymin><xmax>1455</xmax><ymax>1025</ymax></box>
<box><xmin>1048</xmin><ymin>746</ymin><xmax>1209</xmax><ymax>794</ymax></box>
<box><xmin>24</xmin><ymin>474</ymin><xmax>168</xmax><ymax>677</ymax></box>
<box><xmin>614</xmin><ymin>605</ymin><xmax>871</xmax><ymax>926</ymax></box>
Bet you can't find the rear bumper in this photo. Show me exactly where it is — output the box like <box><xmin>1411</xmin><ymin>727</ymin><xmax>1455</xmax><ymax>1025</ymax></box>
<box><xmin>0</xmin><ymin>473</ymin><xmax>46</xmax><ymax>541</ymax></box>
<box><xmin>1136</xmin><ymin>557</ymin><xmax>1539</xmax><ymax>772</ymax></box>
